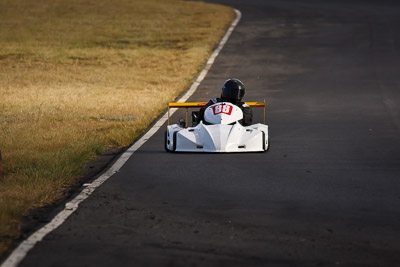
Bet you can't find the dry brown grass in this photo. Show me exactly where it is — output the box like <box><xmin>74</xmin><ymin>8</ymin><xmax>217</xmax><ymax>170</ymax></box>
<box><xmin>0</xmin><ymin>0</ymin><xmax>233</xmax><ymax>256</ymax></box>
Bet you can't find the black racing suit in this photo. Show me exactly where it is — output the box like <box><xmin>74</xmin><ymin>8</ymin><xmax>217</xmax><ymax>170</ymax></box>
<box><xmin>197</xmin><ymin>98</ymin><xmax>253</xmax><ymax>126</ymax></box>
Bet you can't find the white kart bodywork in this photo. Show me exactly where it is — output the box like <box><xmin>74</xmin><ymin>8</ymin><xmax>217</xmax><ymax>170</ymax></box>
<box><xmin>165</xmin><ymin>102</ymin><xmax>269</xmax><ymax>153</ymax></box>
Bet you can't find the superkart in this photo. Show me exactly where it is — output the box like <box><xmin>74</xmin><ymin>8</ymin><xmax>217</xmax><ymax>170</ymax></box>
<box><xmin>165</xmin><ymin>101</ymin><xmax>269</xmax><ymax>153</ymax></box>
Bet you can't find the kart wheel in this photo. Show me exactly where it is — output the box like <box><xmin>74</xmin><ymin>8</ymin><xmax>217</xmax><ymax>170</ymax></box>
<box><xmin>262</xmin><ymin>131</ymin><xmax>266</xmax><ymax>151</ymax></box>
<box><xmin>164</xmin><ymin>131</ymin><xmax>171</xmax><ymax>152</ymax></box>
<box><xmin>173</xmin><ymin>131</ymin><xmax>178</xmax><ymax>151</ymax></box>
<box><xmin>262</xmin><ymin>131</ymin><xmax>270</xmax><ymax>152</ymax></box>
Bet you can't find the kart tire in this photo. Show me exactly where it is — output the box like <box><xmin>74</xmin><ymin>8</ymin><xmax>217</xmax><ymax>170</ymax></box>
<box><xmin>262</xmin><ymin>131</ymin><xmax>270</xmax><ymax>152</ymax></box>
<box><xmin>164</xmin><ymin>131</ymin><xmax>171</xmax><ymax>152</ymax></box>
<box><xmin>173</xmin><ymin>131</ymin><xmax>177</xmax><ymax>151</ymax></box>
<box><xmin>262</xmin><ymin>131</ymin><xmax>266</xmax><ymax>151</ymax></box>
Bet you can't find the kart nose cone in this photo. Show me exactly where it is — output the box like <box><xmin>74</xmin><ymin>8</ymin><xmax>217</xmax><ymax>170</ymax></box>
<box><xmin>200</xmin><ymin>123</ymin><xmax>242</xmax><ymax>152</ymax></box>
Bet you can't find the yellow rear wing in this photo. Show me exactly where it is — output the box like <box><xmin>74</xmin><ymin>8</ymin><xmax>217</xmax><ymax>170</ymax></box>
<box><xmin>167</xmin><ymin>100</ymin><xmax>266</xmax><ymax>126</ymax></box>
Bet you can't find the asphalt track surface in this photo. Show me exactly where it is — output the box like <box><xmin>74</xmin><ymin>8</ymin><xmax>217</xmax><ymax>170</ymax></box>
<box><xmin>16</xmin><ymin>0</ymin><xmax>400</xmax><ymax>266</ymax></box>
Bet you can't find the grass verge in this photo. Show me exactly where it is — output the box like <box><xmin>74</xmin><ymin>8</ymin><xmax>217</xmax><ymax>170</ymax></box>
<box><xmin>0</xmin><ymin>0</ymin><xmax>233</xmax><ymax>257</ymax></box>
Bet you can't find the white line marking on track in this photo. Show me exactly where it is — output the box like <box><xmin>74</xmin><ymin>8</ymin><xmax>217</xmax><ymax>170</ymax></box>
<box><xmin>1</xmin><ymin>9</ymin><xmax>241</xmax><ymax>267</ymax></box>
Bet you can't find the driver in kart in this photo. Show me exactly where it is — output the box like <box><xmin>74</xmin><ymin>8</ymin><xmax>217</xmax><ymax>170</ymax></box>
<box><xmin>197</xmin><ymin>78</ymin><xmax>253</xmax><ymax>126</ymax></box>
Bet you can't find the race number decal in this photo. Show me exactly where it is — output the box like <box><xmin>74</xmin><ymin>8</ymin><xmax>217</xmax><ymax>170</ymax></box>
<box><xmin>213</xmin><ymin>104</ymin><xmax>233</xmax><ymax>115</ymax></box>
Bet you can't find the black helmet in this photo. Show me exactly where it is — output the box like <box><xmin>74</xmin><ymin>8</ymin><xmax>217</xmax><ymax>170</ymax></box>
<box><xmin>221</xmin><ymin>78</ymin><xmax>245</xmax><ymax>105</ymax></box>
